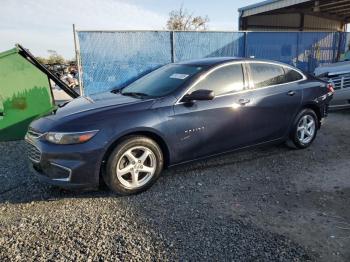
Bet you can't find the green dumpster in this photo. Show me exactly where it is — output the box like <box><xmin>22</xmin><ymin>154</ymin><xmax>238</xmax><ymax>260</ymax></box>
<box><xmin>0</xmin><ymin>47</ymin><xmax>55</xmax><ymax>141</ymax></box>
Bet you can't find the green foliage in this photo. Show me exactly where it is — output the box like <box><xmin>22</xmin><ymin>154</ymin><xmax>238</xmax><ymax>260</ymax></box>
<box><xmin>35</xmin><ymin>50</ymin><xmax>66</xmax><ymax>65</ymax></box>
<box><xmin>36</xmin><ymin>56</ymin><xmax>47</xmax><ymax>64</ymax></box>
<box><xmin>46</xmin><ymin>54</ymin><xmax>65</xmax><ymax>65</ymax></box>
<box><xmin>67</xmin><ymin>58</ymin><xmax>77</xmax><ymax>65</ymax></box>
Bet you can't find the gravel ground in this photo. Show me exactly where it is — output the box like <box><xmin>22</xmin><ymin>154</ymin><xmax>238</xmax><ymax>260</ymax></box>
<box><xmin>0</xmin><ymin>109</ymin><xmax>349</xmax><ymax>261</ymax></box>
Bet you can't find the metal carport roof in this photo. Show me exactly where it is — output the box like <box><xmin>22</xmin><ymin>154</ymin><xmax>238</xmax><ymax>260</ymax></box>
<box><xmin>239</xmin><ymin>0</ymin><xmax>350</xmax><ymax>22</ymax></box>
<box><xmin>239</xmin><ymin>0</ymin><xmax>310</xmax><ymax>17</ymax></box>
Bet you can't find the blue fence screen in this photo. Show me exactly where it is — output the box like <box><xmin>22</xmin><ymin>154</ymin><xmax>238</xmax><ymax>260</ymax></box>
<box><xmin>77</xmin><ymin>31</ymin><xmax>350</xmax><ymax>95</ymax></box>
<box><xmin>173</xmin><ymin>32</ymin><xmax>245</xmax><ymax>62</ymax></box>
<box><xmin>77</xmin><ymin>31</ymin><xmax>172</xmax><ymax>95</ymax></box>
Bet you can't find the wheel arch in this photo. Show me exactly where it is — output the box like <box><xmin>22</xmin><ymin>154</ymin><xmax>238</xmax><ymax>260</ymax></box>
<box><xmin>99</xmin><ymin>130</ymin><xmax>171</xmax><ymax>185</ymax></box>
<box><xmin>301</xmin><ymin>103</ymin><xmax>322</xmax><ymax>127</ymax></box>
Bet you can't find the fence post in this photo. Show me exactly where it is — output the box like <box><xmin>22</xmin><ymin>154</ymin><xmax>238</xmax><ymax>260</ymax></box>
<box><xmin>171</xmin><ymin>31</ymin><xmax>175</xmax><ymax>63</ymax></box>
<box><xmin>296</xmin><ymin>32</ymin><xmax>300</xmax><ymax>68</ymax></box>
<box><xmin>244</xmin><ymin>32</ymin><xmax>248</xmax><ymax>57</ymax></box>
<box><xmin>73</xmin><ymin>24</ymin><xmax>84</xmax><ymax>96</ymax></box>
<box><xmin>336</xmin><ymin>32</ymin><xmax>343</xmax><ymax>62</ymax></box>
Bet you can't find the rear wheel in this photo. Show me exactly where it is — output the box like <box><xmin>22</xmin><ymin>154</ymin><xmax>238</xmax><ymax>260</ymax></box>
<box><xmin>287</xmin><ymin>109</ymin><xmax>318</xmax><ymax>149</ymax></box>
<box><xmin>103</xmin><ymin>136</ymin><xmax>163</xmax><ymax>195</ymax></box>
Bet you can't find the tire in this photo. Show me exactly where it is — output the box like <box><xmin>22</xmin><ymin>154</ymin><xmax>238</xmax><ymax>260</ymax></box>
<box><xmin>287</xmin><ymin>108</ymin><xmax>318</xmax><ymax>149</ymax></box>
<box><xmin>103</xmin><ymin>136</ymin><xmax>164</xmax><ymax>195</ymax></box>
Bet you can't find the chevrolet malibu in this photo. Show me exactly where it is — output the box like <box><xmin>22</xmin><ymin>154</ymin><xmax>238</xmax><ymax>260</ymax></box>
<box><xmin>25</xmin><ymin>58</ymin><xmax>334</xmax><ymax>195</ymax></box>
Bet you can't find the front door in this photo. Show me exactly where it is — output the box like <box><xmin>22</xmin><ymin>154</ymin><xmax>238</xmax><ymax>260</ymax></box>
<box><xmin>172</xmin><ymin>63</ymin><xmax>252</xmax><ymax>163</ymax></box>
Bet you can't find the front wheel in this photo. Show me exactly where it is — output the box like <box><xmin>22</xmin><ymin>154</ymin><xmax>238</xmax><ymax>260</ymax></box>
<box><xmin>287</xmin><ymin>109</ymin><xmax>318</xmax><ymax>149</ymax></box>
<box><xmin>103</xmin><ymin>136</ymin><xmax>163</xmax><ymax>195</ymax></box>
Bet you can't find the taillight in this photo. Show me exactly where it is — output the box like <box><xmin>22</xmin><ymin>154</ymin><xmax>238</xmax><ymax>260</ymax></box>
<box><xmin>327</xmin><ymin>83</ymin><xmax>335</xmax><ymax>93</ymax></box>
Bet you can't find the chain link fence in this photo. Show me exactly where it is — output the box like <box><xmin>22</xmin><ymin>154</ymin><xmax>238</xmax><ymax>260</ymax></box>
<box><xmin>76</xmin><ymin>31</ymin><xmax>350</xmax><ymax>95</ymax></box>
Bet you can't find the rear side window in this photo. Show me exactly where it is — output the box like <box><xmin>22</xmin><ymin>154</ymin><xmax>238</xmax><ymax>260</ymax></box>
<box><xmin>190</xmin><ymin>64</ymin><xmax>244</xmax><ymax>96</ymax></box>
<box><xmin>249</xmin><ymin>63</ymin><xmax>285</xmax><ymax>88</ymax></box>
<box><xmin>284</xmin><ymin>68</ymin><xmax>304</xmax><ymax>82</ymax></box>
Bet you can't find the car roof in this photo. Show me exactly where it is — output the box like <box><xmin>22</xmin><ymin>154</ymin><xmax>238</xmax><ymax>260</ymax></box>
<box><xmin>176</xmin><ymin>57</ymin><xmax>244</xmax><ymax>66</ymax></box>
<box><xmin>176</xmin><ymin>57</ymin><xmax>291</xmax><ymax>68</ymax></box>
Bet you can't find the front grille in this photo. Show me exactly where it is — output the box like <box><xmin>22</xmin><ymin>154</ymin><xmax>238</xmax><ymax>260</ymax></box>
<box><xmin>25</xmin><ymin>141</ymin><xmax>42</xmax><ymax>163</ymax></box>
<box><xmin>329</xmin><ymin>74</ymin><xmax>350</xmax><ymax>90</ymax></box>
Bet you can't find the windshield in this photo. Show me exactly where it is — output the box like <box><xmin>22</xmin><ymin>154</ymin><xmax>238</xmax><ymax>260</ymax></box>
<box><xmin>121</xmin><ymin>64</ymin><xmax>204</xmax><ymax>97</ymax></box>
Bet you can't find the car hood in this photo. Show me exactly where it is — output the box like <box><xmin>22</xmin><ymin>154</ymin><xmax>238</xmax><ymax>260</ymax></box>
<box><xmin>50</xmin><ymin>92</ymin><xmax>154</xmax><ymax>118</ymax></box>
<box><xmin>314</xmin><ymin>61</ymin><xmax>350</xmax><ymax>76</ymax></box>
<box><xmin>29</xmin><ymin>92</ymin><xmax>156</xmax><ymax>132</ymax></box>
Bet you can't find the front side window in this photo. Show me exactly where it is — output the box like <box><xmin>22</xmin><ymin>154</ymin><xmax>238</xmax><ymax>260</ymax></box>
<box><xmin>121</xmin><ymin>64</ymin><xmax>204</xmax><ymax>97</ymax></box>
<box><xmin>190</xmin><ymin>64</ymin><xmax>244</xmax><ymax>96</ymax></box>
<box><xmin>249</xmin><ymin>63</ymin><xmax>286</xmax><ymax>88</ymax></box>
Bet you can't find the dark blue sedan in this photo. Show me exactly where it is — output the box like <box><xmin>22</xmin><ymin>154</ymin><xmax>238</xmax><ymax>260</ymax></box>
<box><xmin>25</xmin><ymin>57</ymin><xmax>334</xmax><ymax>195</ymax></box>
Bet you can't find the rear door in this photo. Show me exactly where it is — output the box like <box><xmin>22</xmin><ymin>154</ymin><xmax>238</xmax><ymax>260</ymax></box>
<box><xmin>240</xmin><ymin>62</ymin><xmax>304</xmax><ymax>144</ymax></box>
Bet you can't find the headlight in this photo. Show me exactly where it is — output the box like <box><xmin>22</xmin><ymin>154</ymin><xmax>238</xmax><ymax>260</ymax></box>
<box><xmin>44</xmin><ymin>130</ymin><xmax>99</xmax><ymax>145</ymax></box>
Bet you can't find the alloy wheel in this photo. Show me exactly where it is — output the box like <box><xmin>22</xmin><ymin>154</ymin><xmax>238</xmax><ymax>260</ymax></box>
<box><xmin>297</xmin><ymin>115</ymin><xmax>316</xmax><ymax>144</ymax></box>
<box><xmin>116</xmin><ymin>146</ymin><xmax>157</xmax><ymax>189</ymax></box>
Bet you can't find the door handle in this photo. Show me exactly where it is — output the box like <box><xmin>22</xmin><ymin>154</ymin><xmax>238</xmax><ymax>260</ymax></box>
<box><xmin>238</xmin><ymin>98</ymin><xmax>250</xmax><ymax>105</ymax></box>
<box><xmin>287</xmin><ymin>91</ymin><xmax>296</xmax><ymax>96</ymax></box>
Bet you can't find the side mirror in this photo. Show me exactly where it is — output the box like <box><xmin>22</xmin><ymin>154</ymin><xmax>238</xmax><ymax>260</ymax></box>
<box><xmin>182</xmin><ymin>89</ymin><xmax>215</xmax><ymax>103</ymax></box>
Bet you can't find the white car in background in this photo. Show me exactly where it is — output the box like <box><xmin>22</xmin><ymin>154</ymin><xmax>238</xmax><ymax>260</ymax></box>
<box><xmin>314</xmin><ymin>61</ymin><xmax>350</xmax><ymax>109</ymax></box>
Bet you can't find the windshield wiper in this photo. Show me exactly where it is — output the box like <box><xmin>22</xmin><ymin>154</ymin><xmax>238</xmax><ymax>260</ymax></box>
<box><xmin>121</xmin><ymin>92</ymin><xmax>150</xmax><ymax>98</ymax></box>
<box><xmin>111</xmin><ymin>89</ymin><xmax>121</xmax><ymax>94</ymax></box>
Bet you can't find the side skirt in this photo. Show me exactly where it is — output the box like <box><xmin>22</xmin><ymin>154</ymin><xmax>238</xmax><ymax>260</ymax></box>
<box><xmin>168</xmin><ymin>137</ymin><xmax>286</xmax><ymax>168</ymax></box>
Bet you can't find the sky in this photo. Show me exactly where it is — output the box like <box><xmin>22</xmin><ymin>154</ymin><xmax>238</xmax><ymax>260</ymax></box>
<box><xmin>0</xmin><ymin>0</ymin><xmax>258</xmax><ymax>58</ymax></box>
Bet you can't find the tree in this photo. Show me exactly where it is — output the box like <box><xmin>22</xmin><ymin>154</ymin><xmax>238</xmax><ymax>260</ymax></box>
<box><xmin>67</xmin><ymin>58</ymin><xmax>77</xmax><ymax>66</ymax></box>
<box><xmin>36</xmin><ymin>56</ymin><xmax>47</xmax><ymax>64</ymax></box>
<box><xmin>46</xmin><ymin>50</ymin><xmax>65</xmax><ymax>65</ymax></box>
<box><xmin>36</xmin><ymin>50</ymin><xmax>66</xmax><ymax>65</ymax></box>
<box><xmin>166</xmin><ymin>6</ymin><xmax>209</xmax><ymax>31</ymax></box>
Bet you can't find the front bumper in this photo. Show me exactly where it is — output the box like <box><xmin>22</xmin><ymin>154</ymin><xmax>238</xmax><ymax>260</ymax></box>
<box><xmin>30</xmin><ymin>164</ymin><xmax>97</xmax><ymax>190</ymax></box>
<box><xmin>25</xmin><ymin>135</ymin><xmax>104</xmax><ymax>190</ymax></box>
